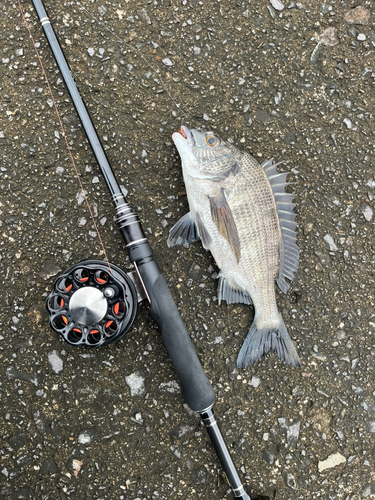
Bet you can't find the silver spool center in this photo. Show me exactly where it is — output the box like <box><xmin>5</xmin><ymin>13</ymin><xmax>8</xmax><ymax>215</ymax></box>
<box><xmin>69</xmin><ymin>287</ymin><xmax>108</xmax><ymax>325</ymax></box>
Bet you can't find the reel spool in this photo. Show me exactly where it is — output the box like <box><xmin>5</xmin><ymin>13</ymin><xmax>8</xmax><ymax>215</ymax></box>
<box><xmin>46</xmin><ymin>261</ymin><xmax>138</xmax><ymax>347</ymax></box>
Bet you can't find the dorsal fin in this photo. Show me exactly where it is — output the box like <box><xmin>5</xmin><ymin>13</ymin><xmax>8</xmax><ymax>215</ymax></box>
<box><xmin>262</xmin><ymin>158</ymin><xmax>299</xmax><ymax>292</ymax></box>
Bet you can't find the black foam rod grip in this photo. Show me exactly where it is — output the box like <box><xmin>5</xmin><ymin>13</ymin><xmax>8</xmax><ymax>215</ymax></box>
<box><xmin>136</xmin><ymin>259</ymin><xmax>215</xmax><ymax>412</ymax></box>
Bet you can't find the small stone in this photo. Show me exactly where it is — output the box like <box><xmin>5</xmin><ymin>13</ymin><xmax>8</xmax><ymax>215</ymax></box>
<box><xmin>352</xmin><ymin>386</ymin><xmax>363</xmax><ymax>395</ymax></box>
<box><xmin>262</xmin><ymin>444</ymin><xmax>278</xmax><ymax>465</ymax></box>
<box><xmin>6</xmin><ymin>366</ymin><xmax>38</xmax><ymax>386</ymax></box>
<box><xmin>320</xmin><ymin>3</ymin><xmax>333</xmax><ymax>15</ymax></box>
<box><xmin>170</xmin><ymin>444</ymin><xmax>181</xmax><ymax>458</ymax></box>
<box><xmin>357</xmin><ymin>33</ymin><xmax>366</xmax><ymax>41</ymax></box>
<box><xmin>87</xmin><ymin>47</ymin><xmax>95</xmax><ymax>57</ymax></box>
<box><xmin>48</xmin><ymin>350</ymin><xmax>64</xmax><ymax>374</ymax></box>
<box><xmin>116</xmin><ymin>9</ymin><xmax>125</xmax><ymax>20</ymax></box>
<box><xmin>130</xmin><ymin>412</ymin><xmax>144</xmax><ymax>425</ymax></box>
<box><xmin>343</xmin><ymin>118</ymin><xmax>358</xmax><ymax>131</ymax></box>
<box><xmin>274</xmin><ymin>91</ymin><xmax>282</xmax><ymax>105</ymax></box>
<box><xmin>362</xmin><ymin>483</ymin><xmax>375</xmax><ymax>498</ymax></box>
<box><xmin>344</xmin><ymin>6</ymin><xmax>370</xmax><ymax>26</ymax></box>
<box><xmin>278</xmin><ymin>418</ymin><xmax>301</xmax><ymax>447</ymax></box>
<box><xmin>77</xmin><ymin>217</ymin><xmax>87</xmax><ymax>227</ymax></box>
<box><xmin>324</xmin><ymin>234</ymin><xmax>338</xmax><ymax>252</ymax></box>
<box><xmin>38</xmin><ymin>260</ymin><xmax>61</xmax><ymax>280</ymax></box>
<box><xmin>362</xmin><ymin>205</ymin><xmax>373</xmax><ymax>221</ymax></box>
<box><xmin>269</xmin><ymin>0</ymin><xmax>285</xmax><ymax>11</ymax></box>
<box><xmin>72</xmin><ymin>459</ymin><xmax>83</xmax><ymax>477</ymax></box>
<box><xmin>162</xmin><ymin>58</ymin><xmax>173</xmax><ymax>66</ymax></box>
<box><xmin>137</xmin><ymin>9</ymin><xmax>151</xmax><ymax>24</ymax></box>
<box><xmin>310</xmin><ymin>42</ymin><xmax>324</xmax><ymax>64</ymax></box>
<box><xmin>249</xmin><ymin>376</ymin><xmax>261</xmax><ymax>388</ymax></box>
<box><xmin>283</xmin><ymin>131</ymin><xmax>296</xmax><ymax>145</ymax></box>
<box><xmin>282</xmin><ymin>471</ymin><xmax>296</xmax><ymax>490</ymax></box>
<box><xmin>291</xmin><ymin>385</ymin><xmax>305</xmax><ymax>397</ymax></box>
<box><xmin>256</xmin><ymin>109</ymin><xmax>272</xmax><ymax>124</ymax></box>
<box><xmin>319</xmin><ymin>27</ymin><xmax>339</xmax><ymax>47</ymax></box>
<box><xmin>367</xmin><ymin>421</ymin><xmax>375</xmax><ymax>434</ymax></box>
<box><xmin>169</xmin><ymin>423</ymin><xmax>196</xmax><ymax>440</ymax></box>
<box><xmin>40</xmin><ymin>457</ymin><xmax>59</xmax><ymax>475</ymax></box>
<box><xmin>76</xmin><ymin>190</ymin><xmax>88</xmax><ymax>206</ymax></box>
<box><xmin>11</xmin><ymin>488</ymin><xmax>29</xmax><ymax>499</ymax></box>
<box><xmin>191</xmin><ymin>466</ymin><xmax>208</xmax><ymax>485</ymax></box>
<box><xmin>125</xmin><ymin>372</ymin><xmax>145</xmax><ymax>397</ymax></box>
<box><xmin>318</xmin><ymin>452</ymin><xmax>346</xmax><ymax>472</ymax></box>
<box><xmin>159</xmin><ymin>380</ymin><xmax>181</xmax><ymax>394</ymax></box>
<box><xmin>78</xmin><ymin>431</ymin><xmax>93</xmax><ymax>445</ymax></box>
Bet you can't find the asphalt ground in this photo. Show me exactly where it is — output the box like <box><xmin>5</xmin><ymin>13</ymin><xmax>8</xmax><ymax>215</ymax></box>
<box><xmin>0</xmin><ymin>1</ymin><xmax>374</xmax><ymax>499</ymax></box>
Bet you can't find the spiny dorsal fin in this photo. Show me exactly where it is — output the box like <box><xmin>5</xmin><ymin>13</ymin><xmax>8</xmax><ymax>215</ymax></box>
<box><xmin>208</xmin><ymin>188</ymin><xmax>241</xmax><ymax>263</ymax></box>
<box><xmin>262</xmin><ymin>158</ymin><xmax>299</xmax><ymax>292</ymax></box>
<box><xmin>167</xmin><ymin>212</ymin><xmax>199</xmax><ymax>247</ymax></box>
<box><xmin>217</xmin><ymin>276</ymin><xmax>252</xmax><ymax>305</ymax></box>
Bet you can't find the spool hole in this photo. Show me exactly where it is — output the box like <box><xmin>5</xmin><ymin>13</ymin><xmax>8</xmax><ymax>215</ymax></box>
<box><xmin>113</xmin><ymin>302</ymin><xmax>126</xmax><ymax>318</ymax></box>
<box><xmin>74</xmin><ymin>268</ymin><xmax>89</xmax><ymax>282</ymax></box>
<box><xmin>95</xmin><ymin>270</ymin><xmax>109</xmax><ymax>285</ymax></box>
<box><xmin>67</xmin><ymin>327</ymin><xmax>83</xmax><ymax>343</ymax></box>
<box><xmin>56</xmin><ymin>277</ymin><xmax>73</xmax><ymax>292</ymax></box>
<box><xmin>48</xmin><ymin>295</ymin><xmax>65</xmax><ymax>311</ymax></box>
<box><xmin>105</xmin><ymin>320</ymin><xmax>118</xmax><ymax>336</ymax></box>
<box><xmin>52</xmin><ymin>315</ymin><xmax>69</xmax><ymax>331</ymax></box>
<box><xmin>88</xmin><ymin>329</ymin><xmax>101</xmax><ymax>345</ymax></box>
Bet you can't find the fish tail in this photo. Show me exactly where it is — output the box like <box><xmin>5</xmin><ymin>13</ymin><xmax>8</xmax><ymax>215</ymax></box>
<box><xmin>237</xmin><ymin>316</ymin><xmax>301</xmax><ymax>368</ymax></box>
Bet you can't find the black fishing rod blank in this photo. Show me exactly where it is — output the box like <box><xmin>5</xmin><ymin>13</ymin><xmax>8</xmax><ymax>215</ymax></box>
<box><xmin>29</xmin><ymin>1</ymin><xmax>263</xmax><ymax>498</ymax></box>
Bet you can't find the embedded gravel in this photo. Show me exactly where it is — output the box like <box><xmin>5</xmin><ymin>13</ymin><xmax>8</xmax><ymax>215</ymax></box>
<box><xmin>1</xmin><ymin>1</ymin><xmax>375</xmax><ymax>500</ymax></box>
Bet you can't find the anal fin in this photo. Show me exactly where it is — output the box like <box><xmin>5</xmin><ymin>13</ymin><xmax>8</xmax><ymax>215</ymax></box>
<box><xmin>218</xmin><ymin>276</ymin><xmax>252</xmax><ymax>305</ymax></box>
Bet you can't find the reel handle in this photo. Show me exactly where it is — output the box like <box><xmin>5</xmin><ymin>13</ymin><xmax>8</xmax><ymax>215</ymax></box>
<box><xmin>132</xmin><ymin>245</ymin><xmax>215</xmax><ymax>412</ymax></box>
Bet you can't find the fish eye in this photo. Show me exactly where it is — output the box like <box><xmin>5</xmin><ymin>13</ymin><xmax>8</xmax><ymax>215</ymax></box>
<box><xmin>206</xmin><ymin>135</ymin><xmax>220</xmax><ymax>147</ymax></box>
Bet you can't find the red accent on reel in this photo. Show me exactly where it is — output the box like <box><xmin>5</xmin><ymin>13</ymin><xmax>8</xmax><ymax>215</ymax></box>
<box><xmin>46</xmin><ymin>261</ymin><xmax>138</xmax><ymax>348</ymax></box>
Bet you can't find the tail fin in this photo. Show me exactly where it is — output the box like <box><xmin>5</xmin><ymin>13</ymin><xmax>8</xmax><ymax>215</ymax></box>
<box><xmin>237</xmin><ymin>316</ymin><xmax>301</xmax><ymax>368</ymax></box>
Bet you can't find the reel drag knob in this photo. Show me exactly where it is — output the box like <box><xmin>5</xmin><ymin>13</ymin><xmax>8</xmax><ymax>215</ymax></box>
<box><xmin>46</xmin><ymin>261</ymin><xmax>138</xmax><ymax>347</ymax></box>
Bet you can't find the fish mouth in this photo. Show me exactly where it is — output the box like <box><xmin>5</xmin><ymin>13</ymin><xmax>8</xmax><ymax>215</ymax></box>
<box><xmin>172</xmin><ymin>125</ymin><xmax>195</xmax><ymax>145</ymax></box>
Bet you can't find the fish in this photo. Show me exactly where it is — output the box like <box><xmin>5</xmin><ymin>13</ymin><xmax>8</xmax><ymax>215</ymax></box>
<box><xmin>168</xmin><ymin>125</ymin><xmax>301</xmax><ymax>368</ymax></box>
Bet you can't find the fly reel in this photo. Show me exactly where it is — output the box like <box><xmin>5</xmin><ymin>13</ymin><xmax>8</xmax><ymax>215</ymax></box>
<box><xmin>46</xmin><ymin>261</ymin><xmax>138</xmax><ymax>347</ymax></box>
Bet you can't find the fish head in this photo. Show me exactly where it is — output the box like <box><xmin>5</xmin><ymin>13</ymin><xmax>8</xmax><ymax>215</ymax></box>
<box><xmin>172</xmin><ymin>126</ymin><xmax>241</xmax><ymax>181</ymax></box>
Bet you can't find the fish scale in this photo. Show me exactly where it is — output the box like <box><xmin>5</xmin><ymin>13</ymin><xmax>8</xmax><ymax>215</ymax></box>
<box><xmin>169</xmin><ymin>126</ymin><xmax>301</xmax><ymax>367</ymax></box>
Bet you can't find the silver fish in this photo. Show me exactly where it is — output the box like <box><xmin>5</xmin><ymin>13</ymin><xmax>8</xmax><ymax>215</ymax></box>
<box><xmin>168</xmin><ymin>126</ymin><xmax>301</xmax><ymax>368</ymax></box>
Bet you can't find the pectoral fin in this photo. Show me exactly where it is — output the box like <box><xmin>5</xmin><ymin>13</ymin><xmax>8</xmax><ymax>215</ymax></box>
<box><xmin>167</xmin><ymin>212</ymin><xmax>199</xmax><ymax>247</ymax></box>
<box><xmin>209</xmin><ymin>188</ymin><xmax>241</xmax><ymax>262</ymax></box>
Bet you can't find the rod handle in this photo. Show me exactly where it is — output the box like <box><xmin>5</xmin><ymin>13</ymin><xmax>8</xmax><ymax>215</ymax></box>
<box><xmin>134</xmin><ymin>256</ymin><xmax>215</xmax><ymax>412</ymax></box>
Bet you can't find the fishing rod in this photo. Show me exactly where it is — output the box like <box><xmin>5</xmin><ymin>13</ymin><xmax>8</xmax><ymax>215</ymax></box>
<box><xmin>27</xmin><ymin>1</ymin><xmax>267</xmax><ymax>498</ymax></box>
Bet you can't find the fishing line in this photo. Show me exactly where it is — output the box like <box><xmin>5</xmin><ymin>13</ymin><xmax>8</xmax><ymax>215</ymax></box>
<box><xmin>16</xmin><ymin>0</ymin><xmax>112</xmax><ymax>272</ymax></box>
<box><xmin>75</xmin><ymin>0</ymin><xmax>191</xmax><ymax>121</ymax></box>
<box><xmin>16</xmin><ymin>1</ymin><xmax>268</xmax><ymax>497</ymax></box>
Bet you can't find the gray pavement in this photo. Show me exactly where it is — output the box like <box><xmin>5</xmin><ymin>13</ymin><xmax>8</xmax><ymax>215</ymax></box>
<box><xmin>0</xmin><ymin>1</ymin><xmax>374</xmax><ymax>499</ymax></box>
